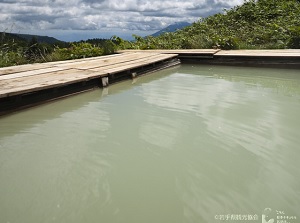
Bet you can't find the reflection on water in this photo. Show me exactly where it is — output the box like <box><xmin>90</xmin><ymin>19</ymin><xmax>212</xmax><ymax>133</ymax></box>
<box><xmin>0</xmin><ymin>64</ymin><xmax>300</xmax><ymax>223</ymax></box>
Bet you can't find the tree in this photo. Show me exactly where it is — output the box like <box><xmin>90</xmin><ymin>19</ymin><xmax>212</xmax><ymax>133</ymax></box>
<box><xmin>25</xmin><ymin>36</ymin><xmax>41</xmax><ymax>61</ymax></box>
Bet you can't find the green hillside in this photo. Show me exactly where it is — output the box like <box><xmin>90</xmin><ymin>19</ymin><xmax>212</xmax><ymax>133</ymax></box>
<box><xmin>122</xmin><ymin>0</ymin><xmax>300</xmax><ymax>50</ymax></box>
<box><xmin>0</xmin><ymin>32</ymin><xmax>28</xmax><ymax>47</ymax></box>
<box><xmin>14</xmin><ymin>33</ymin><xmax>64</xmax><ymax>44</ymax></box>
<box><xmin>0</xmin><ymin>31</ymin><xmax>116</xmax><ymax>67</ymax></box>
<box><xmin>150</xmin><ymin>22</ymin><xmax>191</xmax><ymax>37</ymax></box>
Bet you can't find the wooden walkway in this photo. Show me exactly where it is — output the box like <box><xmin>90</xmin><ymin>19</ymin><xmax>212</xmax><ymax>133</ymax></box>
<box><xmin>120</xmin><ymin>49</ymin><xmax>300</xmax><ymax>57</ymax></box>
<box><xmin>119</xmin><ymin>49</ymin><xmax>220</xmax><ymax>58</ymax></box>
<box><xmin>1</xmin><ymin>49</ymin><xmax>300</xmax><ymax>99</ymax></box>
<box><xmin>119</xmin><ymin>49</ymin><xmax>220</xmax><ymax>55</ymax></box>
<box><xmin>214</xmin><ymin>49</ymin><xmax>300</xmax><ymax>57</ymax></box>
<box><xmin>120</xmin><ymin>49</ymin><xmax>300</xmax><ymax>54</ymax></box>
<box><xmin>1</xmin><ymin>49</ymin><xmax>299</xmax><ymax>115</ymax></box>
<box><xmin>212</xmin><ymin>49</ymin><xmax>300</xmax><ymax>67</ymax></box>
<box><xmin>119</xmin><ymin>49</ymin><xmax>300</xmax><ymax>63</ymax></box>
<box><xmin>0</xmin><ymin>52</ymin><xmax>178</xmax><ymax>99</ymax></box>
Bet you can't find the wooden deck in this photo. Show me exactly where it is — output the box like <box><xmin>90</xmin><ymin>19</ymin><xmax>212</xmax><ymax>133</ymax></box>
<box><xmin>119</xmin><ymin>49</ymin><xmax>220</xmax><ymax>59</ymax></box>
<box><xmin>120</xmin><ymin>49</ymin><xmax>300</xmax><ymax>57</ymax></box>
<box><xmin>119</xmin><ymin>49</ymin><xmax>220</xmax><ymax>55</ymax></box>
<box><xmin>119</xmin><ymin>49</ymin><xmax>300</xmax><ymax>62</ymax></box>
<box><xmin>1</xmin><ymin>49</ymin><xmax>299</xmax><ymax>99</ymax></box>
<box><xmin>0</xmin><ymin>52</ymin><xmax>178</xmax><ymax>99</ymax></box>
<box><xmin>214</xmin><ymin>49</ymin><xmax>300</xmax><ymax>57</ymax></box>
<box><xmin>212</xmin><ymin>49</ymin><xmax>300</xmax><ymax>67</ymax></box>
<box><xmin>0</xmin><ymin>49</ymin><xmax>299</xmax><ymax>115</ymax></box>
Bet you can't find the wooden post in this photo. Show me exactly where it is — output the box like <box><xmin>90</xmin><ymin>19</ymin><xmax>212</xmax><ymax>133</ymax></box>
<box><xmin>131</xmin><ymin>72</ymin><xmax>137</xmax><ymax>79</ymax></box>
<box><xmin>101</xmin><ymin>77</ymin><xmax>109</xmax><ymax>87</ymax></box>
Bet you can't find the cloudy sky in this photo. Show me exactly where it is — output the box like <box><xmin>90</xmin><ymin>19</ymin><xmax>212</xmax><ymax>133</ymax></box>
<box><xmin>0</xmin><ymin>0</ymin><xmax>244</xmax><ymax>41</ymax></box>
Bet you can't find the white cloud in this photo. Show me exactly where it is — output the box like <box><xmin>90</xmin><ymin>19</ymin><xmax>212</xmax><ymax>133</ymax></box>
<box><xmin>0</xmin><ymin>0</ymin><xmax>244</xmax><ymax>40</ymax></box>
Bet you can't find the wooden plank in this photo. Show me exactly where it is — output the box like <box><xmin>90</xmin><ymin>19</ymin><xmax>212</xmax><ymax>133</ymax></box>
<box><xmin>0</xmin><ymin>69</ymin><xmax>106</xmax><ymax>98</ymax></box>
<box><xmin>0</xmin><ymin>53</ymin><xmax>123</xmax><ymax>76</ymax></box>
<box><xmin>45</xmin><ymin>53</ymin><xmax>122</xmax><ymax>66</ymax></box>
<box><xmin>53</xmin><ymin>52</ymin><xmax>161</xmax><ymax>70</ymax></box>
<box><xmin>0</xmin><ymin>63</ymin><xmax>54</xmax><ymax>76</ymax></box>
<box><xmin>91</xmin><ymin>54</ymin><xmax>177</xmax><ymax>71</ymax></box>
<box><xmin>119</xmin><ymin>49</ymin><xmax>300</xmax><ymax>57</ymax></box>
<box><xmin>92</xmin><ymin>54</ymin><xmax>178</xmax><ymax>74</ymax></box>
<box><xmin>0</xmin><ymin>53</ymin><xmax>156</xmax><ymax>80</ymax></box>
<box><xmin>118</xmin><ymin>49</ymin><xmax>220</xmax><ymax>55</ymax></box>
<box><xmin>0</xmin><ymin>67</ymin><xmax>70</xmax><ymax>80</ymax></box>
<box><xmin>0</xmin><ymin>69</ymin><xmax>103</xmax><ymax>89</ymax></box>
<box><xmin>214</xmin><ymin>49</ymin><xmax>300</xmax><ymax>57</ymax></box>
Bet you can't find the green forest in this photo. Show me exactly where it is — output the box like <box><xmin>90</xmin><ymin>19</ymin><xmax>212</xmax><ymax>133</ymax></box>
<box><xmin>1</xmin><ymin>0</ymin><xmax>300</xmax><ymax>68</ymax></box>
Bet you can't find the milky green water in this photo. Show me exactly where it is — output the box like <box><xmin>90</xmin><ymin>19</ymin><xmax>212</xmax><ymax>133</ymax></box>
<box><xmin>0</xmin><ymin>64</ymin><xmax>299</xmax><ymax>223</ymax></box>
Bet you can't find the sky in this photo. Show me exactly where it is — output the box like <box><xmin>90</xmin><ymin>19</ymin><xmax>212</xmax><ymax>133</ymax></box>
<box><xmin>0</xmin><ymin>0</ymin><xmax>244</xmax><ymax>42</ymax></box>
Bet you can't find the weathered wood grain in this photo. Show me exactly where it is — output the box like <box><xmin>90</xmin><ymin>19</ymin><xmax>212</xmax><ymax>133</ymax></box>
<box><xmin>0</xmin><ymin>52</ymin><xmax>178</xmax><ymax>98</ymax></box>
<box><xmin>214</xmin><ymin>49</ymin><xmax>300</xmax><ymax>57</ymax></box>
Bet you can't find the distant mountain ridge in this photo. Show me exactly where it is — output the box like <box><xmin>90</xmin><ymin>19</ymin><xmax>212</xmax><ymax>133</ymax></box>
<box><xmin>0</xmin><ymin>32</ymin><xmax>25</xmax><ymax>43</ymax></box>
<box><xmin>0</xmin><ymin>32</ymin><xmax>64</xmax><ymax>44</ymax></box>
<box><xmin>16</xmin><ymin>33</ymin><xmax>64</xmax><ymax>44</ymax></box>
<box><xmin>150</xmin><ymin>22</ymin><xmax>191</xmax><ymax>37</ymax></box>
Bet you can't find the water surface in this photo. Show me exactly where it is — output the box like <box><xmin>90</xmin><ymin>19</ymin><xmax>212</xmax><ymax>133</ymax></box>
<box><xmin>0</xmin><ymin>64</ymin><xmax>299</xmax><ymax>223</ymax></box>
